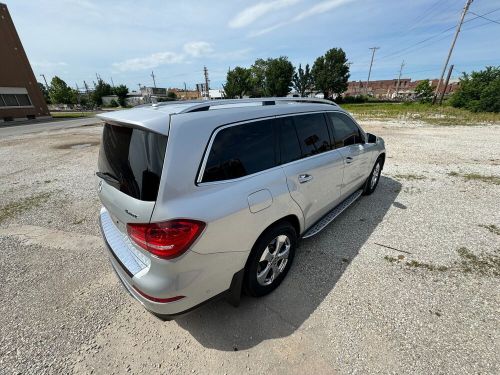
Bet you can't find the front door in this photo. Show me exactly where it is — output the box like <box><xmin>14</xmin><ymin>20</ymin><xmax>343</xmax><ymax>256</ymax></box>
<box><xmin>327</xmin><ymin>111</ymin><xmax>371</xmax><ymax>197</ymax></box>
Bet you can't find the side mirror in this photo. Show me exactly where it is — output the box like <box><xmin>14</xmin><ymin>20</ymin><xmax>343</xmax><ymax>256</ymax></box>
<box><xmin>367</xmin><ymin>133</ymin><xmax>377</xmax><ymax>143</ymax></box>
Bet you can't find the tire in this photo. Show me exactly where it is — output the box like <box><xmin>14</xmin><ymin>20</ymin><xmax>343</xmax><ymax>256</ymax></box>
<box><xmin>244</xmin><ymin>222</ymin><xmax>297</xmax><ymax>297</ymax></box>
<box><xmin>363</xmin><ymin>157</ymin><xmax>383</xmax><ymax>195</ymax></box>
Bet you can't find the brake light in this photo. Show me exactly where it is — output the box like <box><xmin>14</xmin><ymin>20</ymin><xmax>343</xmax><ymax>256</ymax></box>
<box><xmin>127</xmin><ymin>219</ymin><xmax>205</xmax><ymax>259</ymax></box>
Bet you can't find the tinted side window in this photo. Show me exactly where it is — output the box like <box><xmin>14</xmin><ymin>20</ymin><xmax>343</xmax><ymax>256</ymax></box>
<box><xmin>279</xmin><ymin>117</ymin><xmax>302</xmax><ymax>164</ymax></box>
<box><xmin>293</xmin><ymin>113</ymin><xmax>331</xmax><ymax>157</ymax></box>
<box><xmin>328</xmin><ymin>112</ymin><xmax>363</xmax><ymax>147</ymax></box>
<box><xmin>202</xmin><ymin>119</ymin><xmax>277</xmax><ymax>182</ymax></box>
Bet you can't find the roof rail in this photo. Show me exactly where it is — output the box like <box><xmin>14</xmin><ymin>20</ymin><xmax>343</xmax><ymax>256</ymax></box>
<box><xmin>176</xmin><ymin>97</ymin><xmax>338</xmax><ymax>113</ymax></box>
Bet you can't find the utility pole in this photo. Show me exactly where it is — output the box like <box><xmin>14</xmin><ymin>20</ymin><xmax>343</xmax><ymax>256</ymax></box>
<box><xmin>432</xmin><ymin>0</ymin><xmax>473</xmax><ymax>104</ymax></box>
<box><xmin>366</xmin><ymin>47</ymin><xmax>380</xmax><ymax>96</ymax></box>
<box><xmin>203</xmin><ymin>66</ymin><xmax>210</xmax><ymax>100</ymax></box>
<box><xmin>83</xmin><ymin>81</ymin><xmax>90</xmax><ymax>107</ymax></box>
<box><xmin>439</xmin><ymin>64</ymin><xmax>454</xmax><ymax>105</ymax></box>
<box><xmin>75</xmin><ymin>83</ymin><xmax>81</xmax><ymax>108</ymax></box>
<box><xmin>40</xmin><ymin>74</ymin><xmax>49</xmax><ymax>90</ymax></box>
<box><xmin>395</xmin><ymin>60</ymin><xmax>405</xmax><ymax>98</ymax></box>
<box><xmin>151</xmin><ymin>71</ymin><xmax>156</xmax><ymax>88</ymax></box>
<box><xmin>110</xmin><ymin>77</ymin><xmax>115</xmax><ymax>88</ymax></box>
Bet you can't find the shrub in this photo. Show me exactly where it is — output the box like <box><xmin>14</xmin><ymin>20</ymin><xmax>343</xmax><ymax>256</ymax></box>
<box><xmin>338</xmin><ymin>95</ymin><xmax>369</xmax><ymax>104</ymax></box>
<box><xmin>414</xmin><ymin>80</ymin><xmax>433</xmax><ymax>103</ymax></box>
<box><xmin>450</xmin><ymin>66</ymin><xmax>500</xmax><ymax>113</ymax></box>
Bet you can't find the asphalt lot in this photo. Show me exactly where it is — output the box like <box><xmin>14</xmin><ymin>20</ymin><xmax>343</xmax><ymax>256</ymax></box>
<box><xmin>0</xmin><ymin>118</ymin><xmax>499</xmax><ymax>374</ymax></box>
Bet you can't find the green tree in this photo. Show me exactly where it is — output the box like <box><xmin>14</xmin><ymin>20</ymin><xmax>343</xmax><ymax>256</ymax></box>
<box><xmin>449</xmin><ymin>66</ymin><xmax>500</xmax><ymax>112</ymax></box>
<box><xmin>167</xmin><ymin>91</ymin><xmax>177</xmax><ymax>100</ymax></box>
<box><xmin>223</xmin><ymin>67</ymin><xmax>252</xmax><ymax>98</ymax></box>
<box><xmin>49</xmin><ymin>76</ymin><xmax>76</xmax><ymax>105</ymax></box>
<box><xmin>414</xmin><ymin>79</ymin><xmax>434</xmax><ymax>103</ymax></box>
<box><xmin>38</xmin><ymin>82</ymin><xmax>51</xmax><ymax>104</ymax></box>
<box><xmin>248</xmin><ymin>57</ymin><xmax>294</xmax><ymax>97</ymax></box>
<box><xmin>113</xmin><ymin>84</ymin><xmax>129</xmax><ymax>107</ymax></box>
<box><xmin>265</xmin><ymin>57</ymin><xmax>294</xmax><ymax>97</ymax></box>
<box><xmin>250</xmin><ymin>58</ymin><xmax>268</xmax><ymax>97</ymax></box>
<box><xmin>311</xmin><ymin>48</ymin><xmax>350</xmax><ymax>99</ymax></box>
<box><xmin>293</xmin><ymin>63</ymin><xmax>313</xmax><ymax>97</ymax></box>
<box><xmin>92</xmin><ymin>79</ymin><xmax>113</xmax><ymax>106</ymax></box>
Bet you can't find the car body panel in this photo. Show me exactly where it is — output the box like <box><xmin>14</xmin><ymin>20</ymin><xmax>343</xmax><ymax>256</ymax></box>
<box><xmin>97</xmin><ymin>99</ymin><xmax>386</xmax><ymax>317</ymax></box>
<box><xmin>281</xmin><ymin>149</ymin><xmax>345</xmax><ymax>229</ymax></box>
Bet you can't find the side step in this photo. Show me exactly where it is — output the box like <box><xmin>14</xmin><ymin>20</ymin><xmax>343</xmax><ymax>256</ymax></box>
<box><xmin>302</xmin><ymin>190</ymin><xmax>363</xmax><ymax>239</ymax></box>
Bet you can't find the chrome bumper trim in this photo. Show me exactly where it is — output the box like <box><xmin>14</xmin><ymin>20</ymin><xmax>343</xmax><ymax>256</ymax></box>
<box><xmin>99</xmin><ymin>207</ymin><xmax>150</xmax><ymax>276</ymax></box>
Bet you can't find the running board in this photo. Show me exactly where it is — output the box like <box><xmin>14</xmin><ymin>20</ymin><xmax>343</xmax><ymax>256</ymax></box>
<box><xmin>302</xmin><ymin>190</ymin><xmax>363</xmax><ymax>239</ymax></box>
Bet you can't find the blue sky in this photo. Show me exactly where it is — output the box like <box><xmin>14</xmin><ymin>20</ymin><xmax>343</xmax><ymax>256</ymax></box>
<box><xmin>6</xmin><ymin>0</ymin><xmax>500</xmax><ymax>91</ymax></box>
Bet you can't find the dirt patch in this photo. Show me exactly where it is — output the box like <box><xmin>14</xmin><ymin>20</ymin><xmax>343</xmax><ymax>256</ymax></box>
<box><xmin>53</xmin><ymin>141</ymin><xmax>100</xmax><ymax>150</ymax></box>
<box><xmin>0</xmin><ymin>192</ymin><xmax>53</xmax><ymax>224</ymax></box>
<box><xmin>385</xmin><ymin>247</ymin><xmax>500</xmax><ymax>277</ymax></box>
<box><xmin>448</xmin><ymin>171</ymin><xmax>500</xmax><ymax>185</ymax></box>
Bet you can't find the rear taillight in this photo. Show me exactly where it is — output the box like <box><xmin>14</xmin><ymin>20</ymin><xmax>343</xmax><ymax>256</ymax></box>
<box><xmin>127</xmin><ymin>219</ymin><xmax>205</xmax><ymax>259</ymax></box>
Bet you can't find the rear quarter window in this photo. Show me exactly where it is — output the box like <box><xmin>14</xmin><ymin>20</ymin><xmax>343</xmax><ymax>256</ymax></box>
<box><xmin>201</xmin><ymin>119</ymin><xmax>277</xmax><ymax>182</ymax></box>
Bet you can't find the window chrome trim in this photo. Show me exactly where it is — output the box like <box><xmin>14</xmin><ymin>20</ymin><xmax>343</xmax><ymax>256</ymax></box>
<box><xmin>196</xmin><ymin>110</ymin><xmax>348</xmax><ymax>185</ymax></box>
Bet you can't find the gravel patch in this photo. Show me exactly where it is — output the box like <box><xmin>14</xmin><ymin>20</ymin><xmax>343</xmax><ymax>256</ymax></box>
<box><xmin>0</xmin><ymin>121</ymin><xmax>498</xmax><ymax>374</ymax></box>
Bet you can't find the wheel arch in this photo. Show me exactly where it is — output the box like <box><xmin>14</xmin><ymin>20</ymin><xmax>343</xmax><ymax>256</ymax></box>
<box><xmin>244</xmin><ymin>214</ymin><xmax>301</xmax><ymax>270</ymax></box>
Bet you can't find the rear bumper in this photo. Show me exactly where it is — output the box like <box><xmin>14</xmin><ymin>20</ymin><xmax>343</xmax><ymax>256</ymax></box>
<box><xmin>99</xmin><ymin>207</ymin><xmax>248</xmax><ymax>316</ymax></box>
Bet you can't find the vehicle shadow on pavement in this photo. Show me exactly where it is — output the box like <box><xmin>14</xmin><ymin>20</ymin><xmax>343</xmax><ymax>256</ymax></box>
<box><xmin>176</xmin><ymin>176</ymin><xmax>401</xmax><ymax>351</ymax></box>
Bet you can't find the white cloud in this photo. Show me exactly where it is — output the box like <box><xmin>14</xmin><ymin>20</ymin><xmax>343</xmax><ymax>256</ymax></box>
<box><xmin>111</xmin><ymin>41</ymin><xmax>232</xmax><ymax>72</ymax></box>
<box><xmin>294</xmin><ymin>0</ymin><xmax>353</xmax><ymax>21</ymax></box>
<box><xmin>112</xmin><ymin>52</ymin><xmax>184</xmax><ymax>72</ymax></box>
<box><xmin>32</xmin><ymin>61</ymin><xmax>68</xmax><ymax>69</ymax></box>
<box><xmin>228</xmin><ymin>0</ymin><xmax>300</xmax><ymax>28</ymax></box>
<box><xmin>183</xmin><ymin>41</ymin><xmax>214</xmax><ymax>57</ymax></box>
<box><xmin>250</xmin><ymin>0</ymin><xmax>354</xmax><ymax>36</ymax></box>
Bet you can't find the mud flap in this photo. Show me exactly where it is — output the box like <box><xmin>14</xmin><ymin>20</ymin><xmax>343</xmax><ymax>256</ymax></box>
<box><xmin>226</xmin><ymin>268</ymin><xmax>245</xmax><ymax>307</ymax></box>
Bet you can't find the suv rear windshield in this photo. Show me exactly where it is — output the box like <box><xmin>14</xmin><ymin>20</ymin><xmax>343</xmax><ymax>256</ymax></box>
<box><xmin>98</xmin><ymin>123</ymin><xmax>167</xmax><ymax>201</ymax></box>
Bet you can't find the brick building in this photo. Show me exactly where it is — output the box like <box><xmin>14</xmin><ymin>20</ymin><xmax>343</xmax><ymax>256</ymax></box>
<box><xmin>0</xmin><ymin>2</ymin><xmax>49</xmax><ymax>122</ymax></box>
<box><xmin>346</xmin><ymin>78</ymin><xmax>459</xmax><ymax>99</ymax></box>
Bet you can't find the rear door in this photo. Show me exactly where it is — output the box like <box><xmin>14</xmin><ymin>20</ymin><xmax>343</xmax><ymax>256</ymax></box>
<box><xmin>97</xmin><ymin>122</ymin><xmax>167</xmax><ymax>231</ymax></box>
<box><xmin>327</xmin><ymin>112</ymin><xmax>371</xmax><ymax>197</ymax></box>
<box><xmin>279</xmin><ymin>113</ymin><xmax>344</xmax><ymax>229</ymax></box>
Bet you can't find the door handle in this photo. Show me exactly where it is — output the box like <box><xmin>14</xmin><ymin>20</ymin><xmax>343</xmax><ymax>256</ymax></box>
<box><xmin>346</xmin><ymin>156</ymin><xmax>354</xmax><ymax>164</ymax></box>
<box><xmin>298</xmin><ymin>174</ymin><xmax>313</xmax><ymax>183</ymax></box>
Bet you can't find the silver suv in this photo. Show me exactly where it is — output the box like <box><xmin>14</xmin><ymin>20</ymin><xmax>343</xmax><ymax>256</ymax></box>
<box><xmin>97</xmin><ymin>98</ymin><xmax>385</xmax><ymax>319</ymax></box>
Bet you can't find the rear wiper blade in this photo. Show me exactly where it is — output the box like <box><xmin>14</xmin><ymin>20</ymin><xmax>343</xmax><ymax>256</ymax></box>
<box><xmin>96</xmin><ymin>171</ymin><xmax>120</xmax><ymax>184</ymax></box>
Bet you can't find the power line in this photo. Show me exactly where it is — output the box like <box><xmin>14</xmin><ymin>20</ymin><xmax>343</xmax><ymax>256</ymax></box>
<box><xmin>406</xmin><ymin>0</ymin><xmax>456</xmax><ymax>33</ymax></box>
<box><xmin>378</xmin><ymin>7</ymin><xmax>500</xmax><ymax>61</ymax></box>
<box><xmin>469</xmin><ymin>11</ymin><xmax>500</xmax><ymax>25</ymax></box>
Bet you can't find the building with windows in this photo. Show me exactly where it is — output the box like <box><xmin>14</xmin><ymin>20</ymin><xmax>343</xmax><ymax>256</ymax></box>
<box><xmin>345</xmin><ymin>78</ymin><xmax>459</xmax><ymax>100</ymax></box>
<box><xmin>0</xmin><ymin>2</ymin><xmax>49</xmax><ymax>122</ymax></box>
